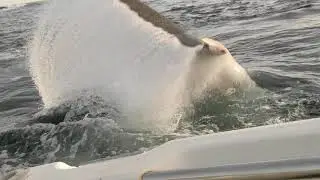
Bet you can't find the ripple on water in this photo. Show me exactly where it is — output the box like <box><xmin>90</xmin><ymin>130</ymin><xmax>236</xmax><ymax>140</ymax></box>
<box><xmin>0</xmin><ymin>0</ymin><xmax>320</xmax><ymax>174</ymax></box>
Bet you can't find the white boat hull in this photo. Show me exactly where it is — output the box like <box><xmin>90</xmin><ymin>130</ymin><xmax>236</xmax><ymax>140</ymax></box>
<box><xmin>5</xmin><ymin>118</ymin><xmax>320</xmax><ymax>180</ymax></box>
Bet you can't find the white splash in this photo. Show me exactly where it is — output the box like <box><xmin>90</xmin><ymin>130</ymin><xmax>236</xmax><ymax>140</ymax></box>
<box><xmin>28</xmin><ymin>0</ymin><xmax>199</xmax><ymax>133</ymax></box>
<box><xmin>0</xmin><ymin>0</ymin><xmax>45</xmax><ymax>8</ymax></box>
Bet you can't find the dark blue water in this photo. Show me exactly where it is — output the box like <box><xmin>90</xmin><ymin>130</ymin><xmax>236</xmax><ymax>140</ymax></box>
<box><xmin>0</xmin><ymin>0</ymin><xmax>319</xmax><ymax>174</ymax></box>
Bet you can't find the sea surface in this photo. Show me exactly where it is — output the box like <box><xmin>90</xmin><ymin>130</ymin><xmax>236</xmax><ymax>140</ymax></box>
<box><xmin>0</xmin><ymin>0</ymin><xmax>319</xmax><ymax>175</ymax></box>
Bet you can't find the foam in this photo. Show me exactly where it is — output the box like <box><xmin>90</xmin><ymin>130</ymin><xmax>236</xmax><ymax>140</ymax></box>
<box><xmin>28</xmin><ymin>0</ymin><xmax>200</xmax><ymax>133</ymax></box>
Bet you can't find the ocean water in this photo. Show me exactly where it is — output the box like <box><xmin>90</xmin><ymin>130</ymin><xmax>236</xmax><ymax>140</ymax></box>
<box><xmin>0</xmin><ymin>0</ymin><xmax>319</xmax><ymax>174</ymax></box>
